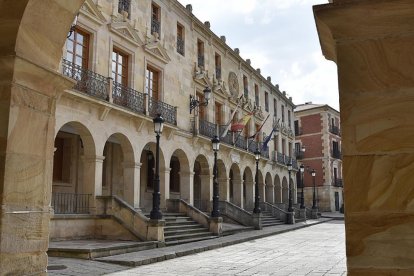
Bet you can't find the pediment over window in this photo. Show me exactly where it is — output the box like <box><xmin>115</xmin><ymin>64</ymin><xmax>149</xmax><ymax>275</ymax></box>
<box><xmin>80</xmin><ymin>0</ymin><xmax>106</xmax><ymax>25</ymax></box>
<box><xmin>109</xmin><ymin>21</ymin><xmax>144</xmax><ymax>46</ymax></box>
<box><xmin>213</xmin><ymin>79</ymin><xmax>231</xmax><ymax>98</ymax></box>
<box><xmin>254</xmin><ymin>107</ymin><xmax>265</xmax><ymax>121</ymax></box>
<box><xmin>193</xmin><ymin>64</ymin><xmax>212</xmax><ymax>88</ymax></box>
<box><xmin>242</xmin><ymin>98</ymin><xmax>255</xmax><ymax>113</ymax></box>
<box><xmin>144</xmin><ymin>39</ymin><xmax>171</xmax><ymax>64</ymax></box>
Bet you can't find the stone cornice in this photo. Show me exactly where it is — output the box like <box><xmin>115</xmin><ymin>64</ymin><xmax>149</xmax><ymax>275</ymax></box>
<box><xmin>313</xmin><ymin>0</ymin><xmax>414</xmax><ymax>62</ymax></box>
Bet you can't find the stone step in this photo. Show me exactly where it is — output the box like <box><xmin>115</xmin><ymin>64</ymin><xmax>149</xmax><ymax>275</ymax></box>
<box><xmin>48</xmin><ymin>240</ymin><xmax>158</xmax><ymax>260</ymax></box>
<box><xmin>164</xmin><ymin>224</ymin><xmax>205</xmax><ymax>231</ymax></box>
<box><xmin>164</xmin><ymin>235</ymin><xmax>217</xmax><ymax>246</ymax></box>
<box><xmin>262</xmin><ymin>221</ymin><xmax>285</xmax><ymax>227</ymax></box>
<box><xmin>165</xmin><ymin>231</ymin><xmax>213</xmax><ymax>242</ymax></box>
<box><xmin>164</xmin><ymin>228</ymin><xmax>210</xmax><ymax>236</ymax></box>
<box><xmin>165</xmin><ymin>221</ymin><xmax>199</xmax><ymax>227</ymax></box>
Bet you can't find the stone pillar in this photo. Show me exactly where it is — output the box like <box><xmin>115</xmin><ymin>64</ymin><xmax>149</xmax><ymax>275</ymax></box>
<box><xmin>180</xmin><ymin>171</ymin><xmax>194</xmax><ymax>205</ymax></box>
<box><xmin>244</xmin><ymin>180</ymin><xmax>254</xmax><ymax>210</ymax></box>
<box><xmin>209</xmin><ymin>216</ymin><xmax>223</xmax><ymax>236</ymax></box>
<box><xmin>266</xmin><ymin>185</ymin><xmax>275</xmax><ymax>204</ymax></box>
<box><xmin>123</xmin><ymin>162</ymin><xmax>141</xmax><ymax>208</ymax></box>
<box><xmin>219</xmin><ymin>177</ymin><xmax>230</xmax><ymax>202</ymax></box>
<box><xmin>160</xmin><ymin>168</ymin><xmax>170</xmax><ymax>209</ymax></box>
<box><xmin>314</xmin><ymin>1</ymin><xmax>414</xmax><ymax>274</ymax></box>
<box><xmin>200</xmin><ymin>174</ymin><xmax>213</xmax><ymax>211</ymax></box>
<box><xmin>259</xmin><ymin>182</ymin><xmax>265</xmax><ymax>202</ymax></box>
<box><xmin>232</xmin><ymin>177</ymin><xmax>243</xmax><ymax>208</ymax></box>
<box><xmin>82</xmin><ymin>155</ymin><xmax>105</xmax><ymax>212</ymax></box>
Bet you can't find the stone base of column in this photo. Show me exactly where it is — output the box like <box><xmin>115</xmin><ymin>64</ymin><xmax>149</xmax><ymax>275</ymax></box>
<box><xmin>209</xmin><ymin>216</ymin><xmax>223</xmax><ymax>236</ymax></box>
<box><xmin>299</xmin><ymin>209</ymin><xmax>307</xmax><ymax>220</ymax></box>
<box><xmin>311</xmin><ymin>209</ymin><xmax>319</xmax><ymax>219</ymax></box>
<box><xmin>252</xmin><ymin>213</ymin><xmax>262</xmax><ymax>230</ymax></box>
<box><xmin>287</xmin><ymin>212</ymin><xmax>295</xmax><ymax>224</ymax></box>
<box><xmin>147</xmin><ymin>219</ymin><xmax>166</xmax><ymax>242</ymax></box>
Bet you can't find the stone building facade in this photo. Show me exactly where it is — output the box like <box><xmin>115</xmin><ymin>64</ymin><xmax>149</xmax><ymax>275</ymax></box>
<box><xmin>294</xmin><ymin>103</ymin><xmax>343</xmax><ymax>212</ymax></box>
<box><xmin>50</xmin><ymin>0</ymin><xmax>298</xmax><ymax>240</ymax></box>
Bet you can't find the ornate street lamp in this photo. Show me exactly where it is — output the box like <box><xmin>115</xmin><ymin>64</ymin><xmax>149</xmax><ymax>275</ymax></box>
<box><xmin>287</xmin><ymin>163</ymin><xmax>293</xmax><ymax>212</ymax></box>
<box><xmin>300</xmin><ymin>164</ymin><xmax>305</xmax><ymax>209</ymax></box>
<box><xmin>149</xmin><ymin>114</ymin><xmax>164</xmax><ymax>220</ymax></box>
<box><xmin>253</xmin><ymin>148</ymin><xmax>261</xmax><ymax>214</ymax></box>
<box><xmin>211</xmin><ymin>135</ymin><xmax>220</xmax><ymax>217</ymax></box>
<box><xmin>312</xmin><ymin>169</ymin><xmax>317</xmax><ymax>210</ymax></box>
<box><xmin>189</xmin><ymin>86</ymin><xmax>211</xmax><ymax>114</ymax></box>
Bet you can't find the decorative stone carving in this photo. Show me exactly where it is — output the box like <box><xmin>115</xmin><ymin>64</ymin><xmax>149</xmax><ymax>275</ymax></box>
<box><xmin>228</xmin><ymin>72</ymin><xmax>239</xmax><ymax>98</ymax></box>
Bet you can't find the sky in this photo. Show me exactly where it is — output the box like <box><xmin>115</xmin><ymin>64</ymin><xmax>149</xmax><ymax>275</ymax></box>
<box><xmin>177</xmin><ymin>0</ymin><xmax>339</xmax><ymax>110</ymax></box>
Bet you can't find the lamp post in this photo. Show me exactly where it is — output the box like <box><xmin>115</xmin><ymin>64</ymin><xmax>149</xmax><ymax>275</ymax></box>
<box><xmin>287</xmin><ymin>163</ymin><xmax>293</xmax><ymax>212</ymax></box>
<box><xmin>253</xmin><ymin>148</ymin><xmax>261</xmax><ymax>214</ymax></box>
<box><xmin>149</xmin><ymin>114</ymin><xmax>164</xmax><ymax>220</ymax></box>
<box><xmin>189</xmin><ymin>86</ymin><xmax>211</xmax><ymax>114</ymax></box>
<box><xmin>300</xmin><ymin>164</ymin><xmax>305</xmax><ymax>209</ymax></box>
<box><xmin>311</xmin><ymin>169</ymin><xmax>317</xmax><ymax>210</ymax></box>
<box><xmin>211</xmin><ymin>135</ymin><xmax>220</xmax><ymax>217</ymax></box>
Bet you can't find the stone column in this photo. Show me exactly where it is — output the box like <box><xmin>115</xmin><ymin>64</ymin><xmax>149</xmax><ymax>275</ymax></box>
<box><xmin>179</xmin><ymin>171</ymin><xmax>194</xmax><ymax>205</ymax></box>
<box><xmin>314</xmin><ymin>1</ymin><xmax>414</xmax><ymax>274</ymax></box>
<box><xmin>123</xmin><ymin>162</ymin><xmax>141</xmax><ymax>208</ymax></box>
<box><xmin>82</xmin><ymin>155</ymin><xmax>105</xmax><ymax>212</ymax></box>
<box><xmin>201</xmin><ymin>174</ymin><xmax>213</xmax><ymax>211</ymax></box>
<box><xmin>266</xmin><ymin>185</ymin><xmax>275</xmax><ymax>204</ymax></box>
<box><xmin>219</xmin><ymin>177</ymin><xmax>230</xmax><ymax>202</ymax></box>
<box><xmin>259</xmin><ymin>182</ymin><xmax>265</xmax><ymax>203</ymax></box>
<box><xmin>232</xmin><ymin>177</ymin><xmax>243</xmax><ymax>208</ymax></box>
<box><xmin>244</xmin><ymin>180</ymin><xmax>254</xmax><ymax>211</ymax></box>
<box><xmin>160</xmin><ymin>168</ymin><xmax>170</xmax><ymax>210</ymax></box>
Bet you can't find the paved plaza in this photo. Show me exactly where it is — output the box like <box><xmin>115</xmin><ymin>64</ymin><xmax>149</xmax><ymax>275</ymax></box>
<box><xmin>48</xmin><ymin>220</ymin><xmax>346</xmax><ymax>276</ymax></box>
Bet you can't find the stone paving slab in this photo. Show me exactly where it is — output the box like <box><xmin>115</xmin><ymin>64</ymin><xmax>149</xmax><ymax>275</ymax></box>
<box><xmin>96</xmin><ymin>218</ymin><xmax>331</xmax><ymax>267</ymax></box>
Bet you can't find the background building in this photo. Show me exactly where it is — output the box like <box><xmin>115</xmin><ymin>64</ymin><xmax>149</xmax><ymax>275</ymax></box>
<box><xmin>294</xmin><ymin>102</ymin><xmax>343</xmax><ymax>212</ymax></box>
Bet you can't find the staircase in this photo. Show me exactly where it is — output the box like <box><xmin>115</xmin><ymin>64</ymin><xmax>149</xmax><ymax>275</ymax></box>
<box><xmin>162</xmin><ymin>213</ymin><xmax>217</xmax><ymax>246</ymax></box>
<box><xmin>261</xmin><ymin>211</ymin><xmax>285</xmax><ymax>227</ymax></box>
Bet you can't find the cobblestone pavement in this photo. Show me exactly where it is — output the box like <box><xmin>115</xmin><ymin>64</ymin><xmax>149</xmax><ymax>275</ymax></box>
<box><xmin>48</xmin><ymin>221</ymin><xmax>346</xmax><ymax>276</ymax></box>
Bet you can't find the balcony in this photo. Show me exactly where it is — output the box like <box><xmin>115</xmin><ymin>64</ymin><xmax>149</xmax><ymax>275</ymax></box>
<box><xmin>199</xmin><ymin>119</ymin><xmax>217</xmax><ymax>139</ymax></box>
<box><xmin>149</xmin><ymin>97</ymin><xmax>177</xmax><ymax>125</ymax></box>
<box><xmin>113</xmin><ymin>82</ymin><xmax>145</xmax><ymax>114</ymax></box>
<box><xmin>235</xmin><ymin>134</ymin><xmax>247</xmax><ymax>150</ymax></box>
<box><xmin>151</xmin><ymin>18</ymin><xmax>160</xmax><ymax>35</ymax></box>
<box><xmin>329</xmin><ymin>125</ymin><xmax>341</xmax><ymax>136</ymax></box>
<box><xmin>218</xmin><ymin>125</ymin><xmax>233</xmax><ymax>146</ymax></box>
<box><xmin>62</xmin><ymin>59</ymin><xmax>176</xmax><ymax>125</ymax></box>
<box><xmin>62</xmin><ymin>59</ymin><xmax>108</xmax><ymax>100</ymax></box>
<box><xmin>261</xmin><ymin>147</ymin><xmax>270</xmax><ymax>159</ymax></box>
<box><xmin>177</xmin><ymin>37</ymin><xmax>185</xmax><ymax>55</ymax></box>
<box><xmin>248</xmin><ymin>139</ymin><xmax>258</xmax><ymax>153</ymax></box>
<box><xmin>333</xmin><ymin>178</ymin><xmax>343</xmax><ymax>187</ymax></box>
<box><xmin>331</xmin><ymin>150</ymin><xmax>342</xmax><ymax>159</ymax></box>
<box><xmin>295</xmin><ymin>150</ymin><xmax>304</xmax><ymax>159</ymax></box>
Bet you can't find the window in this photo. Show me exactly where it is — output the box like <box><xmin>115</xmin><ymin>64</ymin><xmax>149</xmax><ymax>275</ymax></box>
<box><xmin>288</xmin><ymin>142</ymin><xmax>292</xmax><ymax>157</ymax></box>
<box><xmin>146</xmin><ymin>65</ymin><xmax>160</xmax><ymax>100</ymax></box>
<box><xmin>197</xmin><ymin>39</ymin><xmax>204</xmax><ymax>68</ymax></box>
<box><xmin>215</xmin><ymin>53</ymin><xmax>221</xmax><ymax>80</ymax></box>
<box><xmin>282</xmin><ymin>138</ymin><xmax>286</xmax><ymax>155</ymax></box>
<box><xmin>265</xmin><ymin>92</ymin><xmax>269</xmax><ymax>112</ymax></box>
<box><xmin>215</xmin><ymin>102</ymin><xmax>222</xmax><ymax>126</ymax></box>
<box><xmin>281</xmin><ymin>105</ymin><xmax>285</xmax><ymax>123</ymax></box>
<box><xmin>254</xmin><ymin>84</ymin><xmax>259</xmax><ymax>107</ymax></box>
<box><xmin>244</xmin><ymin>120</ymin><xmax>250</xmax><ymax>138</ymax></box>
<box><xmin>294</xmin><ymin>120</ymin><xmax>300</xmax><ymax>135</ymax></box>
<box><xmin>112</xmin><ymin>48</ymin><xmax>128</xmax><ymax>86</ymax></box>
<box><xmin>273</xmin><ymin>99</ymin><xmax>277</xmax><ymax>118</ymax></box>
<box><xmin>176</xmin><ymin>23</ymin><xmax>185</xmax><ymax>56</ymax></box>
<box><xmin>274</xmin><ymin>134</ymin><xmax>278</xmax><ymax>152</ymax></box>
<box><xmin>66</xmin><ymin>28</ymin><xmax>89</xmax><ymax>68</ymax></box>
<box><xmin>151</xmin><ymin>3</ymin><xmax>161</xmax><ymax>35</ymax></box>
<box><xmin>197</xmin><ymin>92</ymin><xmax>206</xmax><ymax>120</ymax></box>
<box><xmin>255</xmin><ymin>124</ymin><xmax>260</xmax><ymax>142</ymax></box>
<box><xmin>243</xmin><ymin>75</ymin><xmax>248</xmax><ymax>97</ymax></box>
<box><xmin>118</xmin><ymin>0</ymin><xmax>131</xmax><ymax>18</ymax></box>
<box><xmin>170</xmin><ymin>156</ymin><xmax>180</xmax><ymax>193</ymax></box>
<box><xmin>288</xmin><ymin>110</ymin><xmax>291</xmax><ymax>127</ymax></box>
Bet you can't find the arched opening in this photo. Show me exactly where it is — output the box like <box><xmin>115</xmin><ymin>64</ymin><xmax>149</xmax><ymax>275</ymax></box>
<box><xmin>217</xmin><ymin>159</ymin><xmax>228</xmax><ymax>202</ymax></box>
<box><xmin>258</xmin><ymin>170</ymin><xmax>264</xmax><ymax>203</ymax></box>
<box><xmin>229</xmin><ymin>163</ymin><xmax>242</xmax><ymax>207</ymax></box>
<box><xmin>52</xmin><ymin>121</ymin><xmax>96</xmax><ymax>214</ymax></box>
<box><xmin>139</xmin><ymin>142</ymin><xmax>166</xmax><ymax>212</ymax></box>
<box><xmin>102</xmin><ymin>133</ymin><xmax>135</xmax><ymax>206</ymax></box>
<box><xmin>274</xmin><ymin>175</ymin><xmax>282</xmax><ymax>204</ymax></box>
<box><xmin>169</xmin><ymin>149</ymin><xmax>191</xmax><ymax>204</ymax></box>
<box><xmin>265</xmin><ymin>172</ymin><xmax>274</xmax><ymax>204</ymax></box>
<box><xmin>243</xmin><ymin>167</ymin><xmax>254</xmax><ymax>210</ymax></box>
<box><xmin>193</xmin><ymin>155</ymin><xmax>210</xmax><ymax>211</ymax></box>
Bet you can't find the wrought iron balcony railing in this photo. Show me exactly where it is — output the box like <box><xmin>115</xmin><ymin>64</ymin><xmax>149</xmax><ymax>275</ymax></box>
<box><xmin>277</xmin><ymin>152</ymin><xmax>285</xmax><ymax>164</ymax></box>
<box><xmin>197</xmin><ymin>55</ymin><xmax>205</xmax><ymax>68</ymax></box>
<box><xmin>199</xmin><ymin>119</ymin><xmax>217</xmax><ymax>139</ymax></box>
<box><xmin>331</xmin><ymin>150</ymin><xmax>342</xmax><ymax>159</ymax></box>
<box><xmin>219</xmin><ymin>125</ymin><xmax>233</xmax><ymax>145</ymax></box>
<box><xmin>248</xmin><ymin>139</ymin><xmax>258</xmax><ymax>153</ymax></box>
<box><xmin>333</xmin><ymin>178</ymin><xmax>343</xmax><ymax>187</ymax></box>
<box><xmin>235</xmin><ymin>135</ymin><xmax>247</xmax><ymax>150</ymax></box>
<box><xmin>261</xmin><ymin>147</ymin><xmax>270</xmax><ymax>159</ymax></box>
<box><xmin>52</xmin><ymin>193</ymin><xmax>91</xmax><ymax>214</ymax></box>
<box><xmin>113</xmin><ymin>82</ymin><xmax>145</xmax><ymax>114</ymax></box>
<box><xmin>151</xmin><ymin>18</ymin><xmax>160</xmax><ymax>35</ymax></box>
<box><xmin>329</xmin><ymin>125</ymin><xmax>341</xmax><ymax>136</ymax></box>
<box><xmin>62</xmin><ymin>59</ymin><xmax>108</xmax><ymax>100</ymax></box>
<box><xmin>295</xmin><ymin>150</ymin><xmax>304</xmax><ymax>159</ymax></box>
<box><xmin>149</xmin><ymin>97</ymin><xmax>177</xmax><ymax>126</ymax></box>
<box><xmin>177</xmin><ymin>37</ymin><xmax>185</xmax><ymax>55</ymax></box>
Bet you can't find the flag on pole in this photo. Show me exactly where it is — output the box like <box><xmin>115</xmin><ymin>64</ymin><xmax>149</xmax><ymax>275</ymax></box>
<box><xmin>230</xmin><ymin>112</ymin><xmax>253</xmax><ymax>132</ymax></box>
<box><xmin>220</xmin><ymin>95</ymin><xmax>243</xmax><ymax>138</ymax></box>
<box><xmin>248</xmin><ymin>114</ymin><xmax>270</xmax><ymax>140</ymax></box>
<box><xmin>262</xmin><ymin>118</ymin><xmax>280</xmax><ymax>151</ymax></box>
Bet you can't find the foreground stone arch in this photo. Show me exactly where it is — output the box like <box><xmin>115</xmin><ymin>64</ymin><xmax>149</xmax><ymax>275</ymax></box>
<box><xmin>0</xmin><ymin>1</ymin><xmax>85</xmax><ymax>273</ymax></box>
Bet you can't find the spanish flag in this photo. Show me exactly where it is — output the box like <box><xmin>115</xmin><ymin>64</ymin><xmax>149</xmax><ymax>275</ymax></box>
<box><xmin>231</xmin><ymin>112</ymin><xmax>253</xmax><ymax>132</ymax></box>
